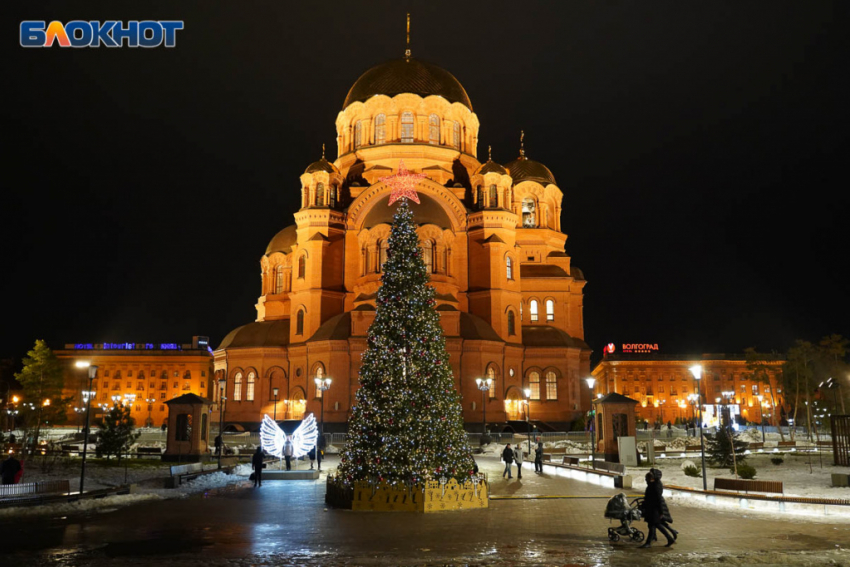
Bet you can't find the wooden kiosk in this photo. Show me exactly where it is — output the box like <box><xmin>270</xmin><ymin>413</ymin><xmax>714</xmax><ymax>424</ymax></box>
<box><xmin>162</xmin><ymin>393</ymin><xmax>211</xmax><ymax>462</ymax></box>
<box><xmin>592</xmin><ymin>392</ymin><xmax>639</xmax><ymax>463</ymax></box>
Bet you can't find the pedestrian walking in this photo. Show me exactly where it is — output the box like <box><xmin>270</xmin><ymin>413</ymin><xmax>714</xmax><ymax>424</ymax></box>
<box><xmin>251</xmin><ymin>446</ymin><xmax>265</xmax><ymax>487</ymax></box>
<box><xmin>666</xmin><ymin>421</ymin><xmax>673</xmax><ymax>439</ymax></box>
<box><xmin>534</xmin><ymin>441</ymin><xmax>544</xmax><ymax>473</ymax></box>
<box><xmin>1</xmin><ymin>453</ymin><xmax>21</xmax><ymax>485</ymax></box>
<box><xmin>317</xmin><ymin>433</ymin><xmax>326</xmax><ymax>471</ymax></box>
<box><xmin>638</xmin><ymin>469</ymin><xmax>675</xmax><ymax>548</ymax></box>
<box><xmin>501</xmin><ymin>443</ymin><xmax>514</xmax><ymax>479</ymax></box>
<box><xmin>214</xmin><ymin>434</ymin><xmax>223</xmax><ymax>456</ymax></box>
<box><xmin>514</xmin><ymin>445</ymin><xmax>524</xmax><ymax>479</ymax></box>
<box><xmin>283</xmin><ymin>436</ymin><xmax>294</xmax><ymax>470</ymax></box>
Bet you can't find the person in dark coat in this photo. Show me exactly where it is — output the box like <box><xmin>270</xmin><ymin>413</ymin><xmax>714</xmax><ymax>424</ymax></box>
<box><xmin>639</xmin><ymin>470</ymin><xmax>675</xmax><ymax>547</ymax></box>
<box><xmin>214</xmin><ymin>434</ymin><xmax>223</xmax><ymax>456</ymax></box>
<box><xmin>317</xmin><ymin>434</ymin><xmax>326</xmax><ymax>471</ymax></box>
<box><xmin>1</xmin><ymin>454</ymin><xmax>22</xmax><ymax>485</ymax></box>
<box><xmin>650</xmin><ymin>468</ymin><xmax>678</xmax><ymax>542</ymax></box>
<box><xmin>534</xmin><ymin>441</ymin><xmax>544</xmax><ymax>473</ymax></box>
<box><xmin>501</xmin><ymin>444</ymin><xmax>514</xmax><ymax>479</ymax></box>
<box><xmin>251</xmin><ymin>446</ymin><xmax>264</xmax><ymax>487</ymax></box>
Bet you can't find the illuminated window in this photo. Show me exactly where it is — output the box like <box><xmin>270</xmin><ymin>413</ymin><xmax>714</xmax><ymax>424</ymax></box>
<box><xmin>233</xmin><ymin>372</ymin><xmax>242</xmax><ymax>402</ymax></box>
<box><xmin>150</xmin><ymin>370</ymin><xmax>156</xmax><ymax>377</ymax></box>
<box><xmin>104</xmin><ymin>370</ymin><xmax>110</xmax><ymax>377</ymax></box>
<box><xmin>274</xmin><ymin>265</ymin><xmax>284</xmax><ymax>294</ymax></box>
<box><xmin>354</xmin><ymin>120</ymin><xmax>363</xmax><ymax>148</ymax></box>
<box><xmin>401</xmin><ymin>111</ymin><xmax>414</xmax><ymax>143</ymax></box>
<box><xmin>316</xmin><ymin>183</ymin><xmax>325</xmax><ymax>207</ymax></box>
<box><xmin>452</xmin><ymin>121</ymin><xmax>460</xmax><ymax>149</ymax></box>
<box><xmin>184</xmin><ymin>370</ymin><xmax>191</xmax><ymax>380</ymax></box>
<box><xmin>296</xmin><ymin>310</ymin><xmax>305</xmax><ymax>335</ymax></box>
<box><xmin>315</xmin><ymin>366</ymin><xmax>325</xmax><ymax>398</ymax></box>
<box><xmin>328</xmin><ymin>185</ymin><xmax>336</xmax><ymax>208</ymax></box>
<box><xmin>487</xmin><ymin>367</ymin><xmax>496</xmax><ymax>399</ymax></box>
<box><xmin>506</xmin><ymin>257</ymin><xmax>513</xmax><ymax>280</ymax></box>
<box><xmin>477</xmin><ymin>186</ymin><xmax>484</xmax><ymax>210</ymax></box>
<box><xmin>530</xmin><ymin>300</ymin><xmax>539</xmax><ymax>322</ymax></box>
<box><xmin>522</xmin><ymin>198</ymin><xmax>536</xmax><ymax>227</ymax></box>
<box><xmin>529</xmin><ymin>372</ymin><xmax>541</xmax><ymax>400</ymax></box>
<box><xmin>298</xmin><ymin>255</ymin><xmax>306</xmax><ymax>279</ymax></box>
<box><xmin>247</xmin><ymin>372</ymin><xmax>255</xmax><ymax>402</ymax></box>
<box><xmin>545</xmin><ymin>371</ymin><xmax>557</xmax><ymax>400</ymax></box>
<box><xmin>752</xmin><ymin>384</ymin><xmax>759</xmax><ymax>395</ymax></box>
<box><xmin>546</xmin><ymin>299</ymin><xmax>555</xmax><ymax>321</ymax></box>
<box><xmin>765</xmin><ymin>385</ymin><xmax>771</xmax><ymax>393</ymax></box>
<box><xmin>375</xmin><ymin>114</ymin><xmax>386</xmax><ymax>145</ymax></box>
<box><xmin>137</xmin><ymin>382</ymin><xmax>144</xmax><ymax>390</ymax></box>
<box><xmin>489</xmin><ymin>185</ymin><xmax>497</xmax><ymax>208</ymax></box>
<box><xmin>429</xmin><ymin>114</ymin><xmax>440</xmax><ymax>144</ymax></box>
<box><xmin>507</xmin><ymin>311</ymin><xmax>516</xmax><ymax>335</ymax></box>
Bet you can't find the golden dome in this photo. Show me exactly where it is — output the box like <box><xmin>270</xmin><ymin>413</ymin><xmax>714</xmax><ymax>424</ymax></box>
<box><xmin>343</xmin><ymin>58</ymin><xmax>472</xmax><ymax>110</ymax></box>
<box><xmin>505</xmin><ymin>156</ymin><xmax>557</xmax><ymax>186</ymax></box>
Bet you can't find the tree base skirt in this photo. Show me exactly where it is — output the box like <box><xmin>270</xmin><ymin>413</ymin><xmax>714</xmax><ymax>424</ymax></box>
<box><xmin>325</xmin><ymin>477</ymin><xmax>489</xmax><ymax>512</ymax></box>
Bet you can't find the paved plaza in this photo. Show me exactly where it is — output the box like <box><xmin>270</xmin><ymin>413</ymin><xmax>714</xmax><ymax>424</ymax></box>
<box><xmin>5</xmin><ymin>456</ymin><xmax>849</xmax><ymax>566</ymax></box>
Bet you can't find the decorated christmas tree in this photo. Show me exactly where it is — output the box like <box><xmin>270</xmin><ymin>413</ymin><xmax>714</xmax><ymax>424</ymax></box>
<box><xmin>337</xmin><ymin>162</ymin><xmax>475</xmax><ymax>486</ymax></box>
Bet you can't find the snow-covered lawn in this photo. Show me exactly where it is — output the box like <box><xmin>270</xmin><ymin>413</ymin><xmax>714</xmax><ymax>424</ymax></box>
<box><xmin>0</xmin><ymin>460</ymin><xmax>255</xmax><ymax>521</ymax></box>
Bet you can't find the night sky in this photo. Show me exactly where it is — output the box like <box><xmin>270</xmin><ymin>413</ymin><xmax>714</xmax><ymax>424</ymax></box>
<box><xmin>2</xmin><ymin>1</ymin><xmax>847</xmax><ymax>363</ymax></box>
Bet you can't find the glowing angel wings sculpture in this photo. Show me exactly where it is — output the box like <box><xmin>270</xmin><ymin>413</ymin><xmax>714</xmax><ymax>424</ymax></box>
<box><xmin>260</xmin><ymin>413</ymin><xmax>318</xmax><ymax>458</ymax></box>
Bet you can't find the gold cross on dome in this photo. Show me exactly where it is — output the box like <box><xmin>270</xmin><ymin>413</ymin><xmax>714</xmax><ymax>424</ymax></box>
<box><xmin>381</xmin><ymin>160</ymin><xmax>426</xmax><ymax>205</ymax></box>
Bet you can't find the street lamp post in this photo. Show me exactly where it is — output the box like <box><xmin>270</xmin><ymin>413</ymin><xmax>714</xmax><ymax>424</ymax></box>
<box><xmin>144</xmin><ymin>397</ymin><xmax>156</xmax><ymax>428</ymax></box>
<box><xmin>75</xmin><ymin>362</ymin><xmax>97</xmax><ymax>496</ymax></box>
<box><xmin>757</xmin><ymin>394</ymin><xmax>766</xmax><ymax>442</ymax></box>
<box><xmin>689</xmin><ymin>365</ymin><xmax>708</xmax><ymax>491</ymax></box>
<box><xmin>585</xmin><ymin>377</ymin><xmax>596</xmax><ymax>469</ymax></box>
<box><xmin>523</xmin><ymin>388</ymin><xmax>532</xmax><ymax>455</ymax></box>
<box><xmin>217</xmin><ymin>376</ymin><xmax>227</xmax><ymax>470</ymax></box>
<box><xmin>475</xmin><ymin>378</ymin><xmax>493</xmax><ymax>437</ymax></box>
<box><xmin>314</xmin><ymin>377</ymin><xmax>332</xmax><ymax>471</ymax></box>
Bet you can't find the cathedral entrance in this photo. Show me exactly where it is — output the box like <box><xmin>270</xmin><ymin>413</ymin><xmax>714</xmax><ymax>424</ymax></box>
<box><xmin>504</xmin><ymin>388</ymin><xmax>523</xmax><ymax>421</ymax></box>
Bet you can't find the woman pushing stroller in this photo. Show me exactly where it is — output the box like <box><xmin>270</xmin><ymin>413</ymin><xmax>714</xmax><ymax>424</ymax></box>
<box><xmin>639</xmin><ymin>468</ymin><xmax>678</xmax><ymax>548</ymax></box>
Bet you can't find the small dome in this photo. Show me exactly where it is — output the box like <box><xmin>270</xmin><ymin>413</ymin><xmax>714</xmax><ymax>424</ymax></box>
<box><xmin>475</xmin><ymin>159</ymin><xmax>507</xmax><ymax>176</ymax></box>
<box><xmin>505</xmin><ymin>156</ymin><xmax>556</xmax><ymax>186</ymax></box>
<box><xmin>265</xmin><ymin>225</ymin><xmax>297</xmax><ymax>256</ymax></box>
<box><xmin>305</xmin><ymin>157</ymin><xmax>339</xmax><ymax>175</ymax></box>
<box><xmin>344</xmin><ymin>58</ymin><xmax>472</xmax><ymax>110</ymax></box>
<box><xmin>217</xmin><ymin>320</ymin><xmax>290</xmax><ymax>350</ymax></box>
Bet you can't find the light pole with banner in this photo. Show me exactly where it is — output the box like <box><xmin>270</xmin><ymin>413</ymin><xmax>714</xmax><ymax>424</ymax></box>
<box><xmin>689</xmin><ymin>364</ymin><xmax>708</xmax><ymax>490</ymax></box>
<box><xmin>75</xmin><ymin>361</ymin><xmax>97</xmax><ymax>495</ymax></box>
<box><xmin>585</xmin><ymin>377</ymin><xmax>596</xmax><ymax>469</ymax></box>
<box><xmin>314</xmin><ymin>377</ymin><xmax>332</xmax><ymax>436</ymax></box>
<box><xmin>523</xmin><ymin>388</ymin><xmax>532</xmax><ymax>455</ymax></box>
<box><xmin>273</xmin><ymin>388</ymin><xmax>279</xmax><ymax>422</ymax></box>
<box><xmin>217</xmin><ymin>375</ymin><xmax>227</xmax><ymax>470</ymax></box>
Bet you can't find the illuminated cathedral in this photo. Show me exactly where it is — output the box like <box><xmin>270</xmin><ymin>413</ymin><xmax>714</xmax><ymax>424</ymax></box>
<box><xmin>214</xmin><ymin>44</ymin><xmax>591</xmax><ymax>431</ymax></box>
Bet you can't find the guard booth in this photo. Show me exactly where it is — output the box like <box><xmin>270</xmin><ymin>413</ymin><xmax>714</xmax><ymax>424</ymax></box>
<box><xmin>593</xmin><ymin>392</ymin><xmax>639</xmax><ymax>463</ymax></box>
<box><xmin>162</xmin><ymin>393</ymin><xmax>211</xmax><ymax>462</ymax></box>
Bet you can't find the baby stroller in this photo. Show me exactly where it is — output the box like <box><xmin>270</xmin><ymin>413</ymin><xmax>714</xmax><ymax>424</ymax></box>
<box><xmin>604</xmin><ymin>493</ymin><xmax>645</xmax><ymax>543</ymax></box>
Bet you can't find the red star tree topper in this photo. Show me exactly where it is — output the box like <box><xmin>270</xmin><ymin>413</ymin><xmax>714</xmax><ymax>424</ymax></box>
<box><xmin>381</xmin><ymin>160</ymin><xmax>427</xmax><ymax>205</ymax></box>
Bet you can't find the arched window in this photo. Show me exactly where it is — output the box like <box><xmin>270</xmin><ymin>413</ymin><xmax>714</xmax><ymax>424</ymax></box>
<box><xmin>233</xmin><ymin>372</ymin><xmax>242</xmax><ymax>402</ymax></box>
<box><xmin>362</xmin><ymin>246</ymin><xmax>370</xmax><ymax>276</ymax></box>
<box><xmin>452</xmin><ymin>121</ymin><xmax>460</xmax><ymax>149</ymax></box>
<box><xmin>529</xmin><ymin>371</ymin><xmax>541</xmax><ymax>400</ymax></box>
<box><xmin>477</xmin><ymin>186</ymin><xmax>484</xmax><ymax>210</ymax></box>
<box><xmin>429</xmin><ymin>114</ymin><xmax>440</xmax><ymax>144</ymax></box>
<box><xmin>546</xmin><ymin>299</ymin><xmax>555</xmax><ymax>321</ymax></box>
<box><xmin>422</xmin><ymin>240</ymin><xmax>434</xmax><ymax>273</ymax></box>
<box><xmin>375</xmin><ymin>114</ymin><xmax>386</xmax><ymax>145</ymax></box>
<box><xmin>298</xmin><ymin>255</ymin><xmax>306</xmax><ymax>279</ymax></box>
<box><xmin>354</xmin><ymin>120</ymin><xmax>363</xmax><ymax>148</ymax></box>
<box><xmin>401</xmin><ymin>111</ymin><xmax>414</xmax><ymax>143</ymax></box>
<box><xmin>247</xmin><ymin>371</ymin><xmax>255</xmax><ymax>402</ymax></box>
<box><xmin>274</xmin><ymin>265</ymin><xmax>284</xmax><ymax>294</ymax></box>
<box><xmin>315</xmin><ymin>366</ymin><xmax>325</xmax><ymax>398</ymax></box>
<box><xmin>507</xmin><ymin>310</ymin><xmax>516</xmax><ymax>335</ymax></box>
<box><xmin>545</xmin><ymin>371</ymin><xmax>557</xmax><ymax>400</ymax></box>
<box><xmin>296</xmin><ymin>309</ymin><xmax>305</xmax><ymax>335</ymax></box>
<box><xmin>522</xmin><ymin>198</ymin><xmax>536</xmax><ymax>227</ymax></box>
<box><xmin>487</xmin><ymin>366</ymin><xmax>496</xmax><ymax>399</ymax></box>
<box><xmin>530</xmin><ymin>300</ymin><xmax>539</xmax><ymax>322</ymax></box>
<box><xmin>328</xmin><ymin>185</ymin><xmax>336</xmax><ymax>208</ymax></box>
<box><xmin>506</xmin><ymin>256</ymin><xmax>513</xmax><ymax>280</ymax></box>
<box><xmin>315</xmin><ymin>183</ymin><xmax>325</xmax><ymax>207</ymax></box>
<box><xmin>302</xmin><ymin>188</ymin><xmax>309</xmax><ymax>209</ymax></box>
<box><xmin>489</xmin><ymin>184</ymin><xmax>498</xmax><ymax>208</ymax></box>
